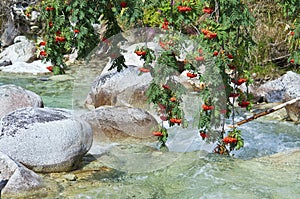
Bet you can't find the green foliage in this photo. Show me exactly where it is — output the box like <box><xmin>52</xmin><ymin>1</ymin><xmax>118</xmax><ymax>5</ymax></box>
<box><xmin>37</xmin><ymin>0</ymin><xmax>299</xmax><ymax>155</ymax></box>
<box><xmin>108</xmin><ymin>0</ymin><xmax>257</xmax><ymax>153</ymax></box>
<box><xmin>246</xmin><ymin>0</ymin><xmax>299</xmax><ymax>74</ymax></box>
<box><xmin>37</xmin><ymin>0</ymin><xmax>123</xmax><ymax>74</ymax></box>
<box><xmin>227</xmin><ymin>128</ymin><xmax>244</xmax><ymax>151</ymax></box>
<box><xmin>109</xmin><ymin>55</ymin><xmax>127</xmax><ymax>72</ymax></box>
<box><xmin>277</xmin><ymin>0</ymin><xmax>300</xmax><ymax>19</ymax></box>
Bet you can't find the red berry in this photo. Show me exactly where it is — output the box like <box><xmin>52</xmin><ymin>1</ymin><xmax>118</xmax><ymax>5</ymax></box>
<box><xmin>138</xmin><ymin>67</ymin><xmax>150</xmax><ymax>73</ymax></box>
<box><xmin>227</xmin><ymin>64</ymin><xmax>236</xmax><ymax>70</ymax></box>
<box><xmin>187</xmin><ymin>72</ymin><xmax>197</xmax><ymax>78</ymax></box>
<box><xmin>208</xmin><ymin>32</ymin><xmax>217</xmax><ymax>39</ymax></box>
<box><xmin>39</xmin><ymin>41</ymin><xmax>46</xmax><ymax>46</ymax></box>
<box><xmin>162</xmin><ymin>84</ymin><xmax>170</xmax><ymax>90</ymax></box>
<box><xmin>135</xmin><ymin>51</ymin><xmax>147</xmax><ymax>56</ymax></box>
<box><xmin>46</xmin><ymin>7</ymin><xmax>54</xmax><ymax>11</ymax></box>
<box><xmin>162</xmin><ymin>19</ymin><xmax>169</xmax><ymax>30</ymax></box>
<box><xmin>202</xmin><ymin>104</ymin><xmax>214</xmax><ymax>111</ymax></box>
<box><xmin>177</xmin><ymin>6</ymin><xmax>192</xmax><ymax>12</ymax></box>
<box><xmin>153</xmin><ymin>131</ymin><xmax>163</xmax><ymax>137</ymax></box>
<box><xmin>40</xmin><ymin>51</ymin><xmax>47</xmax><ymax>56</ymax></box>
<box><xmin>55</xmin><ymin>36</ymin><xmax>66</xmax><ymax>42</ymax></box>
<box><xmin>195</xmin><ymin>56</ymin><xmax>205</xmax><ymax>62</ymax></box>
<box><xmin>160</xmin><ymin>116</ymin><xmax>167</xmax><ymax>121</ymax></box>
<box><xmin>200</xmin><ymin>131</ymin><xmax>207</xmax><ymax>140</ymax></box>
<box><xmin>232</xmin><ymin>78</ymin><xmax>247</xmax><ymax>86</ymax></box>
<box><xmin>238</xmin><ymin>101</ymin><xmax>250</xmax><ymax>108</ymax></box>
<box><xmin>229</xmin><ymin>93</ymin><xmax>240</xmax><ymax>98</ymax></box>
<box><xmin>223</xmin><ymin>137</ymin><xmax>237</xmax><ymax>144</ymax></box>
<box><xmin>202</xmin><ymin>7</ymin><xmax>214</xmax><ymax>14</ymax></box>
<box><xmin>120</xmin><ymin>1</ymin><xmax>127</xmax><ymax>8</ymax></box>
<box><xmin>46</xmin><ymin>66</ymin><xmax>53</xmax><ymax>72</ymax></box>
<box><xmin>227</xmin><ymin>54</ymin><xmax>234</xmax><ymax>59</ymax></box>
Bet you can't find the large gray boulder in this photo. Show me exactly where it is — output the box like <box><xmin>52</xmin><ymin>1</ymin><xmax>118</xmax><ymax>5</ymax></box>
<box><xmin>0</xmin><ymin>107</ymin><xmax>93</xmax><ymax>172</ymax></box>
<box><xmin>81</xmin><ymin>106</ymin><xmax>158</xmax><ymax>143</ymax></box>
<box><xmin>253</xmin><ymin>71</ymin><xmax>300</xmax><ymax>103</ymax></box>
<box><xmin>85</xmin><ymin>66</ymin><xmax>152</xmax><ymax>109</ymax></box>
<box><xmin>0</xmin><ymin>84</ymin><xmax>43</xmax><ymax>119</ymax></box>
<box><xmin>0</xmin><ymin>151</ymin><xmax>43</xmax><ymax>196</ymax></box>
<box><xmin>0</xmin><ymin>36</ymin><xmax>36</xmax><ymax>63</ymax></box>
<box><xmin>253</xmin><ymin>71</ymin><xmax>300</xmax><ymax>122</ymax></box>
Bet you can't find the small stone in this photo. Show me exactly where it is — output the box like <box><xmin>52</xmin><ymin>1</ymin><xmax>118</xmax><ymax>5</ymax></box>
<box><xmin>0</xmin><ymin>59</ymin><xmax>12</xmax><ymax>67</ymax></box>
<box><xmin>63</xmin><ymin>174</ymin><xmax>77</xmax><ymax>181</ymax></box>
<box><xmin>38</xmin><ymin>76</ymin><xmax>51</xmax><ymax>81</ymax></box>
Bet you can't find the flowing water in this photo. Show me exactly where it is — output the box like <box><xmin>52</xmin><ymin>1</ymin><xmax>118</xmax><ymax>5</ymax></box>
<box><xmin>0</xmin><ymin>73</ymin><xmax>74</xmax><ymax>109</ymax></box>
<box><xmin>1</xmin><ymin>66</ymin><xmax>299</xmax><ymax>199</ymax></box>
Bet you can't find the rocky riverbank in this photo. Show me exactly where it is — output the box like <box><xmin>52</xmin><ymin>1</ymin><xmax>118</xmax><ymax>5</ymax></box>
<box><xmin>0</xmin><ymin>32</ymin><xmax>299</xmax><ymax>198</ymax></box>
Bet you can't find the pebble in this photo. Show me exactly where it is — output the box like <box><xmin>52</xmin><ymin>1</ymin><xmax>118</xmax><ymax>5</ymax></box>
<box><xmin>63</xmin><ymin>174</ymin><xmax>77</xmax><ymax>181</ymax></box>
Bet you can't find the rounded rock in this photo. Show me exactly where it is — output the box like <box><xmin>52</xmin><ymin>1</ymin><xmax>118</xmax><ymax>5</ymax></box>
<box><xmin>0</xmin><ymin>107</ymin><xmax>93</xmax><ymax>172</ymax></box>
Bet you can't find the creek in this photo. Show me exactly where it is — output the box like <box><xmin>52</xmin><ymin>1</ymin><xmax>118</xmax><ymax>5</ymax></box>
<box><xmin>0</xmin><ymin>63</ymin><xmax>299</xmax><ymax>199</ymax></box>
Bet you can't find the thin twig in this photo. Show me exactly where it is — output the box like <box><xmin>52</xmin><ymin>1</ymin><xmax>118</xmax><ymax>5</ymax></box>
<box><xmin>262</xmin><ymin>53</ymin><xmax>291</xmax><ymax>64</ymax></box>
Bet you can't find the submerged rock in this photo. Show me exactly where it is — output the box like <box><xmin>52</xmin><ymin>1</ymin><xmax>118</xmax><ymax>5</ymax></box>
<box><xmin>0</xmin><ymin>84</ymin><xmax>43</xmax><ymax>119</ymax></box>
<box><xmin>0</xmin><ymin>151</ymin><xmax>43</xmax><ymax>196</ymax></box>
<box><xmin>84</xmin><ymin>66</ymin><xmax>152</xmax><ymax>109</ymax></box>
<box><xmin>0</xmin><ymin>107</ymin><xmax>93</xmax><ymax>172</ymax></box>
<box><xmin>256</xmin><ymin>148</ymin><xmax>300</xmax><ymax>166</ymax></box>
<box><xmin>81</xmin><ymin>106</ymin><xmax>158</xmax><ymax>143</ymax></box>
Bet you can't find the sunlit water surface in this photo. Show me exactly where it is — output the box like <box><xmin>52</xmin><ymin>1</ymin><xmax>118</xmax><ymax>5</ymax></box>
<box><xmin>1</xmin><ymin>72</ymin><xmax>299</xmax><ymax>199</ymax></box>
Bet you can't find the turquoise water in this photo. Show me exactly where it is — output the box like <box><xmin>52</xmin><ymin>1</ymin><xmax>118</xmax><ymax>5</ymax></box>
<box><xmin>1</xmin><ymin>72</ymin><xmax>299</xmax><ymax>199</ymax></box>
<box><xmin>0</xmin><ymin>73</ymin><xmax>74</xmax><ymax>109</ymax></box>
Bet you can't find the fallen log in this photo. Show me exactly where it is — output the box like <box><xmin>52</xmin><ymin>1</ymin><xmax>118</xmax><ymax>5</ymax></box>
<box><xmin>229</xmin><ymin>97</ymin><xmax>300</xmax><ymax>128</ymax></box>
